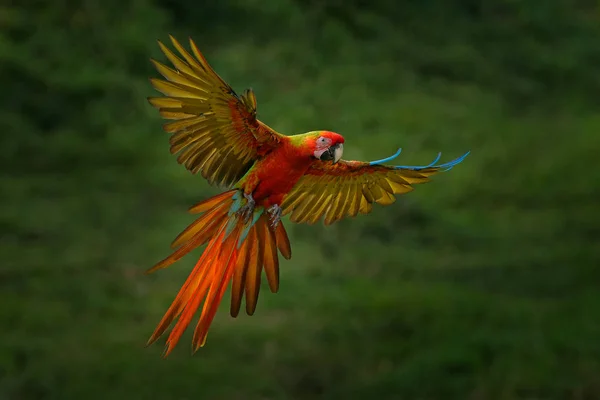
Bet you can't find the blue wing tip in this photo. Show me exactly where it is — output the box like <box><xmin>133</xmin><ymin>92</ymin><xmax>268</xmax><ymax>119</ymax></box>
<box><xmin>368</xmin><ymin>148</ymin><xmax>403</xmax><ymax>166</ymax></box>
<box><xmin>368</xmin><ymin>149</ymin><xmax>470</xmax><ymax>171</ymax></box>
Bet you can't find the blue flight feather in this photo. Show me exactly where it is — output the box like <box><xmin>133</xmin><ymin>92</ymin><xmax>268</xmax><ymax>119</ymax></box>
<box><xmin>224</xmin><ymin>191</ymin><xmax>245</xmax><ymax>240</ymax></box>
<box><xmin>228</xmin><ymin>191</ymin><xmax>243</xmax><ymax>216</ymax></box>
<box><xmin>223</xmin><ymin>190</ymin><xmax>265</xmax><ymax>247</ymax></box>
<box><xmin>368</xmin><ymin>148</ymin><xmax>403</xmax><ymax>165</ymax></box>
<box><xmin>237</xmin><ymin>207</ymin><xmax>264</xmax><ymax>249</ymax></box>
<box><xmin>224</xmin><ymin>215</ymin><xmax>238</xmax><ymax>239</ymax></box>
<box><xmin>368</xmin><ymin>149</ymin><xmax>470</xmax><ymax>171</ymax></box>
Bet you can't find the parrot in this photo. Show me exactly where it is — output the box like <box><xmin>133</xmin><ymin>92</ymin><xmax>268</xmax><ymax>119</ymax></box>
<box><xmin>145</xmin><ymin>35</ymin><xmax>469</xmax><ymax>356</ymax></box>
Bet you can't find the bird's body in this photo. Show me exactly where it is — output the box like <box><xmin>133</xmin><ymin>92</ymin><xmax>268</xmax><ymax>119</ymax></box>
<box><xmin>146</xmin><ymin>36</ymin><xmax>469</xmax><ymax>356</ymax></box>
<box><xmin>236</xmin><ymin>132</ymin><xmax>336</xmax><ymax>208</ymax></box>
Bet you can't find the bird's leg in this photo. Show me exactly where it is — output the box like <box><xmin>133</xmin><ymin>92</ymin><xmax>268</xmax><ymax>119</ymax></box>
<box><xmin>237</xmin><ymin>192</ymin><xmax>256</xmax><ymax>222</ymax></box>
<box><xmin>267</xmin><ymin>204</ymin><xmax>282</xmax><ymax>228</ymax></box>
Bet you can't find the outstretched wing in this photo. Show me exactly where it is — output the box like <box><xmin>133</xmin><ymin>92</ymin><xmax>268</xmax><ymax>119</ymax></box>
<box><xmin>148</xmin><ymin>35</ymin><xmax>283</xmax><ymax>187</ymax></box>
<box><xmin>280</xmin><ymin>149</ymin><xmax>470</xmax><ymax>225</ymax></box>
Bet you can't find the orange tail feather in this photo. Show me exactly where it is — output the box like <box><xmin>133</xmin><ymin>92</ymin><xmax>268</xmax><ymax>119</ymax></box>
<box><xmin>147</xmin><ymin>190</ymin><xmax>293</xmax><ymax>356</ymax></box>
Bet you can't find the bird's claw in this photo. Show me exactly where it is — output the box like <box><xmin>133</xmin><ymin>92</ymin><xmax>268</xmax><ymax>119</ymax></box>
<box><xmin>237</xmin><ymin>193</ymin><xmax>255</xmax><ymax>222</ymax></box>
<box><xmin>267</xmin><ymin>204</ymin><xmax>282</xmax><ymax>228</ymax></box>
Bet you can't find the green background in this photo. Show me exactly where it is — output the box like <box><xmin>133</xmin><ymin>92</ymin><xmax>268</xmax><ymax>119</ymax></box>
<box><xmin>2</xmin><ymin>1</ymin><xmax>599</xmax><ymax>399</ymax></box>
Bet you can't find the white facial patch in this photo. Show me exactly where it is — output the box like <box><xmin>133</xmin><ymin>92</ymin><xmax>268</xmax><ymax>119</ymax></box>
<box><xmin>313</xmin><ymin>136</ymin><xmax>333</xmax><ymax>159</ymax></box>
<box><xmin>313</xmin><ymin>148</ymin><xmax>328</xmax><ymax>159</ymax></box>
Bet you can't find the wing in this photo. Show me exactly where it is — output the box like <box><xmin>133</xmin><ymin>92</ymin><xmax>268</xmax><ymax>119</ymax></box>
<box><xmin>280</xmin><ymin>149</ymin><xmax>470</xmax><ymax>225</ymax></box>
<box><xmin>148</xmin><ymin>35</ymin><xmax>283</xmax><ymax>187</ymax></box>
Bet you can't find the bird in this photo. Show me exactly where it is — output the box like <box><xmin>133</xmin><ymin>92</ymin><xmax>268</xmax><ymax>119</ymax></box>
<box><xmin>145</xmin><ymin>35</ymin><xmax>470</xmax><ymax>357</ymax></box>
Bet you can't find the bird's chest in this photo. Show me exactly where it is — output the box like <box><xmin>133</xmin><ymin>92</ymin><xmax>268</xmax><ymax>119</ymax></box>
<box><xmin>251</xmin><ymin>152</ymin><xmax>312</xmax><ymax>206</ymax></box>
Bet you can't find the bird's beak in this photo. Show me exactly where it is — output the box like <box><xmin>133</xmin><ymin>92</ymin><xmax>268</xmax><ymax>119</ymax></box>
<box><xmin>318</xmin><ymin>143</ymin><xmax>344</xmax><ymax>164</ymax></box>
<box><xmin>332</xmin><ymin>143</ymin><xmax>343</xmax><ymax>164</ymax></box>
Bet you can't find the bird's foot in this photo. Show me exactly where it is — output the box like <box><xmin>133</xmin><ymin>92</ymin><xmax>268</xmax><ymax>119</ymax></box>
<box><xmin>237</xmin><ymin>193</ymin><xmax>255</xmax><ymax>222</ymax></box>
<box><xmin>267</xmin><ymin>204</ymin><xmax>282</xmax><ymax>228</ymax></box>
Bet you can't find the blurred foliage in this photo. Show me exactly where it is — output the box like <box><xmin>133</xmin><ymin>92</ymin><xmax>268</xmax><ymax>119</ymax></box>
<box><xmin>2</xmin><ymin>0</ymin><xmax>599</xmax><ymax>399</ymax></box>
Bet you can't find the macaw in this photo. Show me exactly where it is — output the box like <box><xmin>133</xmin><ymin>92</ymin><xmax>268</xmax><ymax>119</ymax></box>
<box><xmin>145</xmin><ymin>35</ymin><xmax>469</xmax><ymax>356</ymax></box>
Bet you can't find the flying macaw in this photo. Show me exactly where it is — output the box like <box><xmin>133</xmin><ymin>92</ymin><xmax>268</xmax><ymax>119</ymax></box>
<box><xmin>145</xmin><ymin>35</ymin><xmax>469</xmax><ymax>356</ymax></box>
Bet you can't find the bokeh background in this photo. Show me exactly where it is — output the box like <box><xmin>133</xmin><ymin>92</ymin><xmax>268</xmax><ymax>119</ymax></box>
<box><xmin>3</xmin><ymin>1</ymin><xmax>600</xmax><ymax>399</ymax></box>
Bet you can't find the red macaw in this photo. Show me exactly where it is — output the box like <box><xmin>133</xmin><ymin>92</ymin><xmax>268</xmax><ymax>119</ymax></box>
<box><xmin>146</xmin><ymin>36</ymin><xmax>469</xmax><ymax>356</ymax></box>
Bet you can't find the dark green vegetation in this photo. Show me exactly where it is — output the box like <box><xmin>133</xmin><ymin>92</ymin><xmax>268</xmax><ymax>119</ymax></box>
<box><xmin>2</xmin><ymin>1</ymin><xmax>599</xmax><ymax>399</ymax></box>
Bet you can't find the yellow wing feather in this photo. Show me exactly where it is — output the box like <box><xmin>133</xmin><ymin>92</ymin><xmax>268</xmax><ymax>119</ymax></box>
<box><xmin>148</xmin><ymin>35</ymin><xmax>283</xmax><ymax>187</ymax></box>
<box><xmin>281</xmin><ymin>154</ymin><xmax>467</xmax><ymax>225</ymax></box>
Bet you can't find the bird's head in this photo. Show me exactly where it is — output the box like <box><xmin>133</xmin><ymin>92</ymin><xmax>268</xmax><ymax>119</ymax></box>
<box><xmin>307</xmin><ymin>131</ymin><xmax>345</xmax><ymax>164</ymax></box>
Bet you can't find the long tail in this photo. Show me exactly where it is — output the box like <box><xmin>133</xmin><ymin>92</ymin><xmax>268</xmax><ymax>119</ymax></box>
<box><xmin>146</xmin><ymin>190</ymin><xmax>292</xmax><ymax>356</ymax></box>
